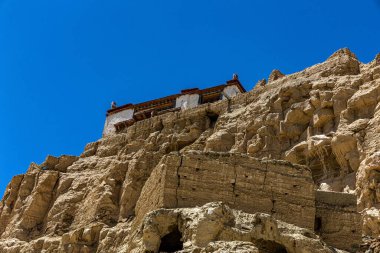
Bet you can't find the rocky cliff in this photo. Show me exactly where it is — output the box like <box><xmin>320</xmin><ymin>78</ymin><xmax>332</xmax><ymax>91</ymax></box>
<box><xmin>1</xmin><ymin>48</ymin><xmax>380</xmax><ymax>252</ymax></box>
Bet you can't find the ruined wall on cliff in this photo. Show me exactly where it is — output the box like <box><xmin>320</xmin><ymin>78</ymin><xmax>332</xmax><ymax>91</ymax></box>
<box><xmin>136</xmin><ymin>151</ymin><xmax>315</xmax><ymax>230</ymax></box>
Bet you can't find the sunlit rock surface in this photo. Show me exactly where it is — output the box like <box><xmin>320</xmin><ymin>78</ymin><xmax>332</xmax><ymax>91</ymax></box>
<box><xmin>1</xmin><ymin>48</ymin><xmax>380</xmax><ymax>252</ymax></box>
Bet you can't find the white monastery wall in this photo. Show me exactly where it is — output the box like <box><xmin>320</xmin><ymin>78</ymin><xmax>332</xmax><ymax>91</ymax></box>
<box><xmin>175</xmin><ymin>94</ymin><xmax>200</xmax><ymax>110</ymax></box>
<box><xmin>223</xmin><ymin>85</ymin><xmax>240</xmax><ymax>99</ymax></box>
<box><xmin>103</xmin><ymin>109</ymin><xmax>134</xmax><ymax>136</ymax></box>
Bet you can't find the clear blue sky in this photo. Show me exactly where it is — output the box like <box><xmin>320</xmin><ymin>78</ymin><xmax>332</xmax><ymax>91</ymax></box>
<box><xmin>0</xmin><ymin>0</ymin><xmax>379</xmax><ymax>195</ymax></box>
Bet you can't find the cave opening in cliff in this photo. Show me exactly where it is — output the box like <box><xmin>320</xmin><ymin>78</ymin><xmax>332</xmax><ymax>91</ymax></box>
<box><xmin>206</xmin><ymin>111</ymin><xmax>219</xmax><ymax>128</ymax></box>
<box><xmin>314</xmin><ymin>216</ymin><xmax>322</xmax><ymax>233</ymax></box>
<box><xmin>256</xmin><ymin>239</ymin><xmax>288</xmax><ymax>253</ymax></box>
<box><xmin>158</xmin><ymin>226</ymin><xmax>183</xmax><ymax>252</ymax></box>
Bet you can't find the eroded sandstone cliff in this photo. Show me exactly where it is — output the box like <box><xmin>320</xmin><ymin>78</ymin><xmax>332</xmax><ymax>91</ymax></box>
<box><xmin>1</xmin><ymin>48</ymin><xmax>380</xmax><ymax>252</ymax></box>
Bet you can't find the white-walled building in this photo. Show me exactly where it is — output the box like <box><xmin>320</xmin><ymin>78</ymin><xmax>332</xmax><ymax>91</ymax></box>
<box><xmin>103</xmin><ymin>105</ymin><xmax>134</xmax><ymax>136</ymax></box>
<box><xmin>103</xmin><ymin>77</ymin><xmax>245</xmax><ymax>136</ymax></box>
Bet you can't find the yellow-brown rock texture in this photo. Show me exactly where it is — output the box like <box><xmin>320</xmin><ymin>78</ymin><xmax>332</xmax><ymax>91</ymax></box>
<box><xmin>1</xmin><ymin>48</ymin><xmax>380</xmax><ymax>252</ymax></box>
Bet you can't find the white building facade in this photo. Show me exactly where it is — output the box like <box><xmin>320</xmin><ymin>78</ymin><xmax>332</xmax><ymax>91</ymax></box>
<box><xmin>103</xmin><ymin>78</ymin><xmax>246</xmax><ymax>136</ymax></box>
<box><xmin>103</xmin><ymin>108</ymin><xmax>134</xmax><ymax>136</ymax></box>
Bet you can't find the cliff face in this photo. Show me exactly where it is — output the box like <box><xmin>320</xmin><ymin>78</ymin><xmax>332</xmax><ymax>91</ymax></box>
<box><xmin>0</xmin><ymin>48</ymin><xmax>380</xmax><ymax>252</ymax></box>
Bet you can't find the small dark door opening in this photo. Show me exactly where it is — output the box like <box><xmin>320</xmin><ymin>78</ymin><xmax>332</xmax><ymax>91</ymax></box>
<box><xmin>206</xmin><ymin>112</ymin><xmax>219</xmax><ymax>128</ymax></box>
<box><xmin>256</xmin><ymin>239</ymin><xmax>288</xmax><ymax>253</ymax></box>
<box><xmin>314</xmin><ymin>217</ymin><xmax>322</xmax><ymax>233</ymax></box>
<box><xmin>158</xmin><ymin>226</ymin><xmax>183</xmax><ymax>252</ymax></box>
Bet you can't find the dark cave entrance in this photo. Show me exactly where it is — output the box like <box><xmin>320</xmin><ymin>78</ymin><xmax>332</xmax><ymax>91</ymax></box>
<box><xmin>206</xmin><ymin>111</ymin><xmax>219</xmax><ymax>128</ymax></box>
<box><xmin>256</xmin><ymin>239</ymin><xmax>288</xmax><ymax>253</ymax></box>
<box><xmin>158</xmin><ymin>226</ymin><xmax>183</xmax><ymax>252</ymax></box>
<box><xmin>314</xmin><ymin>216</ymin><xmax>322</xmax><ymax>233</ymax></box>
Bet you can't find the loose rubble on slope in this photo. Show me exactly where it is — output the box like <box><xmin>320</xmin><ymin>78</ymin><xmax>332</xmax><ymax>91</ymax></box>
<box><xmin>1</xmin><ymin>48</ymin><xmax>380</xmax><ymax>252</ymax></box>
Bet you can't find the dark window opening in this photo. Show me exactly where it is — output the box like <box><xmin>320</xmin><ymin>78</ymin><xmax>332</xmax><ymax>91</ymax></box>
<box><xmin>256</xmin><ymin>239</ymin><xmax>288</xmax><ymax>253</ymax></box>
<box><xmin>314</xmin><ymin>217</ymin><xmax>322</xmax><ymax>233</ymax></box>
<box><xmin>158</xmin><ymin>226</ymin><xmax>183</xmax><ymax>252</ymax></box>
<box><xmin>206</xmin><ymin>112</ymin><xmax>219</xmax><ymax>128</ymax></box>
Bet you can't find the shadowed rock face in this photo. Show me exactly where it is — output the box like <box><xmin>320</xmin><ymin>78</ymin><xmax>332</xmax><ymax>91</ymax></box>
<box><xmin>0</xmin><ymin>48</ymin><xmax>379</xmax><ymax>252</ymax></box>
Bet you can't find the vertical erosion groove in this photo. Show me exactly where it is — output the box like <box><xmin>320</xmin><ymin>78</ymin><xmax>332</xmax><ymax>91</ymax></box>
<box><xmin>175</xmin><ymin>154</ymin><xmax>183</xmax><ymax>208</ymax></box>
